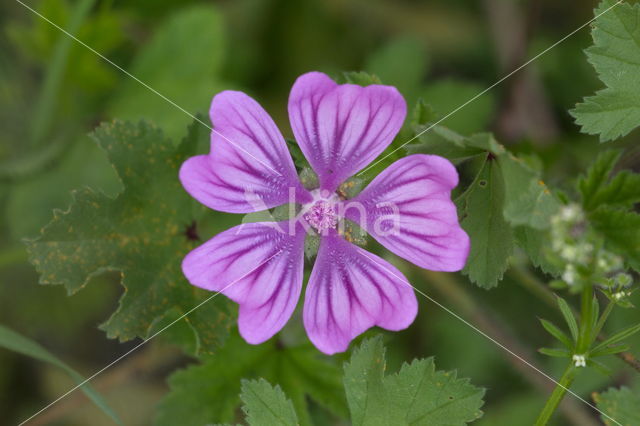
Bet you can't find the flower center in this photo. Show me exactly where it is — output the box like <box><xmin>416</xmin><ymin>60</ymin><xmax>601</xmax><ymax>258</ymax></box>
<box><xmin>304</xmin><ymin>200</ymin><xmax>338</xmax><ymax>232</ymax></box>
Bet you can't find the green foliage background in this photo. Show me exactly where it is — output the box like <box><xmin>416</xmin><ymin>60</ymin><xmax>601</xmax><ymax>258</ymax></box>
<box><xmin>1</xmin><ymin>0</ymin><xmax>640</xmax><ymax>425</ymax></box>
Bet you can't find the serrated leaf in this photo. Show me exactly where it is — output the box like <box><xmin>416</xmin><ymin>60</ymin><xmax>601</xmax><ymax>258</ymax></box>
<box><xmin>571</xmin><ymin>0</ymin><xmax>640</xmax><ymax>142</ymax></box>
<box><xmin>579</xmin><ymin>150</ymin><xmax>640</xmax><ymax>211</ymax></box>
<box><xmin>240</xmin><ymin>379</ymin><xmax>299</xmax><ymax>426</ymax></box>
<box><xmin>594</xmin><ymin>386</ymin><xmax>640</xmax><ymax>425</ymax></box>
<box><xmin>109</xmin><ymin>5</ymin><xmax>225</xmax><ymax>140</ymax></box>
<box><xmin>155</xmin><ymin>332</ymin><xmax>347</xmax><ymax>426</ymax></box>
<box><xmin>540</xmin><ymin>319</ymin><xmax>573</xmax><ymax>348</ymax></box>
<box><xmin>498</xmin><ymin>153</ymin><xmax>559</xmax><ymax>229</ymax></box>
<box><xmin>557</xmin><ymin>297</ymin><xmax>579</xmax><ymax>342</ymax></box>
<box><xmin>513</xmin><ymin>226</ymin><xmax>562</xmax><ymax>276</ymax></box>
<box><xmin>410</xmin><ymin>99</ymin><xmax>438</xmax><ymax>127</ymax></box>
<box><xmin>26</xmin><ymin>120</ymin><xmax>232</xmax><ymax>354</ymax></box>
<box><xmin>0</xmin><ymin>324</ymin><xmax>121</xmax><ymax>424</ymax></box>
<box><xmin>344</xmin><ymin>337</ymin><xmax>485</xmax><ymax>426</ymax></box>
<box><xmin>589</xmin><ymin>206</ymin><xmax>640</xmax><ymax>271</ymax></box>
<box><xmin>460</xmin><ymin>159</ymin><xmax>514</xmax><ymax>288</ymax></box>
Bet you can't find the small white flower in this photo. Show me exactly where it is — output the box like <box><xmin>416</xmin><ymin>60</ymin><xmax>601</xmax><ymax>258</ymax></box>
<box><xmin>562</xmin><ymin>264</ymin><xmax>577</xmax><ymax>285</ymax></box>
<box><xmin>572</xmin><ymin>354</ymin><xmax>586</xmax><ymax>367</ymax></box>
<box><xmin>613</xmin><ymin>291</ymin><xmax>630</xmax><ymax>301</ymax></box>
<box><xmin>560</xmin><ymin>246</ymin><xmax>577</xmax><ymax>262</ymax></box>
<box><xmin>560</xmin><ymin>204</ymin><xmax>582</xmax><ymax>222</ymax></box>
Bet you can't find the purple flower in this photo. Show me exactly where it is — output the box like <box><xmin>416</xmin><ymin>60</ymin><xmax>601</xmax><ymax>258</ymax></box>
<box><xmin>179</xmin><ymin>72</ymin><xmax>469</xmax><ymax>355</ymax></box>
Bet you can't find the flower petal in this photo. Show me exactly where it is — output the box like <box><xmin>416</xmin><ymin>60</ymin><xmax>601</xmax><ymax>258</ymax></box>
<box><xmin>180</xmin><ymin>91</ymin><xmax>311</xmax><ymax>213</ymax></box>
<box><xmin>182</xmin><ymin>221</ymin><xmax>305</xmax><ymax>344</ymax></box>
<box><xmin>303</xmin><ymin>231</ymin><xmax>417</xmax><ymax>354</ymax></box>
<box><xmin>288</xmin><ymin>72</ymin><xmax>407</xmax><ymax>192</ymax></box>
<box><xmin>344</xmin><ymin>154</ymin><xmax>469</xmax><ymax>272</ymax></box>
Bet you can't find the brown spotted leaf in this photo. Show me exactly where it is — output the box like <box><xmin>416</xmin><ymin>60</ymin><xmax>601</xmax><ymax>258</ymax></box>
<box><xmin>26</xmin><ymin>120</ymin><xmax>232</xmax><ymax>354</ymax></box>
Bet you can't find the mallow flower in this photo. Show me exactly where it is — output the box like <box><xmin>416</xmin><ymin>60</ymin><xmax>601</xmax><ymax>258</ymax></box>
<box><xmin>179</xmin><ymin>71</ymin><xmax>470</xmax><ymax>354</ymax></box>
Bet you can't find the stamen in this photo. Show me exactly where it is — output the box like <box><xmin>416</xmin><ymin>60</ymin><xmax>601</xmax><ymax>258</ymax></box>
<box><xmin>304</xmin><ymin>200</ymin><xmax>338</xmax><ymax>232</ymax></box>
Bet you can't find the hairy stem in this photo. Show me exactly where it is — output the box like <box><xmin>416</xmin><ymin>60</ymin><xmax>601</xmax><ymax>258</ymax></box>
<box><xmin>535</xmin><ymin>364</ymin><xmax>575</xmax><ymax>426</ymax></box>
<box><xmin>536</xmin><ymin>282</ymin><xmax>594</xmax><ymax>425</ymax></box>
<box><xmin>511</xmin><ymin>264</ymin><xmax>640</xmax><ymax>374</ymax></box>
<box><xmin>422</xmin><ymin>270</ymin><xmax>598</xmax><ymax>426</ymax></box>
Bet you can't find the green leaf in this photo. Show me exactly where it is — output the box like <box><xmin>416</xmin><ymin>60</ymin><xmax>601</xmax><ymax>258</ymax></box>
<box><xmin>589</xmin><ymin>207</ymin><xmax>640</xmax><ymax>271</ymax></box>
<box><xmin>513</xmin><ymin>226</ymin><xmax>562</xmax><ymax>276</ymax></box>
<box><xmin>592</xmin><ymin>323</ymin><xmax>640</xmax><ymax>352</ymax></box>
<box><xmin>344</xmin><ymin>337</ymin><xmax>485</xmax><ymax>426</ymax></box>
<box><xmin>366</xmin><ymin>36</ymin><xmax>428</xmax><ymax>105</ymax></box>
<box><xmin>540</xmin><ymin>319</ymin><xmax>574</xmax><ymax>348</ymax></box>
<box><xmin>421</xmin><ymin>79</ymin><xmax>496</xmax><ymax>135</ymax></box>
<box><xmin>590</xmin><ymin>344</ymin><xmax>630</xmax><ymax>357</ymax></box>
<box><xmin>155</xmin><ymin>331</ymin><xmax>347</xmax><ymax>426</ymax></box>
<box><xmin>342</xmin><ymin>71</ymin><xmax>382</xmax><ymax>86</ymax></box>
<box><xmin>26</xmin><ymin>120</ymin><xmax>232</xmax><ymax>354</ymax></box>
<box><xmin>109</xmin><ymin>5</ymin><xmax>226</xmax><ymax>140</ymax></box>
<box><xmin>579</xmin><ymin>150</ymin><xmax>640</xmax><ymax>211</ymax></box>
<box><xmin>557</xmin><ymin>297</ymin><xmax>579</xmax><ymax>342</ymax></box>
<box><xmin>410</xmin><ymin>99</ymin><xmax>438</xmax><ymax>127</ymax></box>
<box><xmin>405</xmin><ymin>125</ymin><xmax>485</xmax><ymax>161</ymax></box>
<box><xmin>538</xmin><ymin>348</ymin><xmax>571</xmax><ymax>358</ymax></box>
<box><xmin>240</xmin><ymin>379</ymin><xmax>298</xmax><ymax>426</ymax></box>
<box><xmin>460</xmin><ymin>159</ymin><xmax>514</xmax><ymax>289</ymax></box>
<box><xmin>498</xmin><ymin>153</ymin><xmax>559</xmax><ymax>229</ymax></box>
<box><xmin>571</xmin><ymin>0</ymin><xmax>640</xmax><ymax>142</ymax></box>
<box><xmin>0</xmin><ymin>324</ymin><xmax>121</xmax><ymax>424</ymax></box>
<box><xmin>594</xmin><ymin>386</ymin><xmax>640</xmax><ymax>425</ymax></box>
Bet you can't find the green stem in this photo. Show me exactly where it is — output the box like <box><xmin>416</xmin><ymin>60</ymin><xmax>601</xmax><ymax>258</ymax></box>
<box><xmin>535</xmin><ymin>364</ymin><xmax>576</xmax><ymax>426</ymax></box>
<box><xmin>536</xmin><ymin>282</ymin><xmax>595</xmax><ymax>425</ymax></box>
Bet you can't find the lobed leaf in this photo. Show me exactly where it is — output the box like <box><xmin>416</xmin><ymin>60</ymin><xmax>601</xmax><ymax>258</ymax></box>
<box><xmin>571</xmin><ymin>0</ymin><xmax>640</xmax><ymax>142</ymax></box>
<box><xmin>579</xmin><ymin>150</ymin><xmax>640</xmax><ymax>211</ymax></box>
<box><xmin>594</xmin><ymin>386</ymin><xmax>640</xmax><ymax>425</ymax></box>
<box><xmin>26</xmin><ymin>119</ymin><xmax>232</xmax><ymax>354</ymax></box>
<box><xmin>155</xmin><ymin>331</ymin><xmax>347</xmax><ymax>426</ymax></box>
<box><xmin>498</xmin><ymin>154</ymin><xmax>560</xmax><ymax>230</ymax></box>
<box><xmin>589</xmin><ymin>207</ymin><xmax>640</xmax><ymax>272</ymax></box>
<box><xmin>459</xmin><ymin>158</ymin><xmax>513</xmax><ymax>289</ymax></box>
<box><xmin>240</xmin><ymin>379</ymin><xmax>298</xmax><ymax>426</ymax></box>
<box><xmin>344</xmin><ymin>337</ymin><xmax>485</xmax><ymax>426</ymax></box>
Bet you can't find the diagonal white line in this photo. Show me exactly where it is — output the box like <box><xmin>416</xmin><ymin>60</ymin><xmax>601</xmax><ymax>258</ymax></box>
<box><xmin>13</xmin><ymin>0</ymin><xmax>283</xmax><ymax>177</ymax></box>
<box><xmin>358</xmin><ymin>250</ymin><xmax>622</xmax><ymax>426</ymax></box>
<box><xmin>18</xmin><ymin>249</ymin><xmax>284</xmax><ymax>425</ymax></box>
<box><xmin>357</xmin><ymin>0</ymin><xmax>624</xmax><ymax>177</ymax></box>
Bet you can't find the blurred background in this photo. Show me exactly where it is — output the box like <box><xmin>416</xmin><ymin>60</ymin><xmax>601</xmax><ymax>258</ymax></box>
<box><xmin>1</xmin><ymin>0</ymin><xmax>639</xmax><ymax>424</ymax></box>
